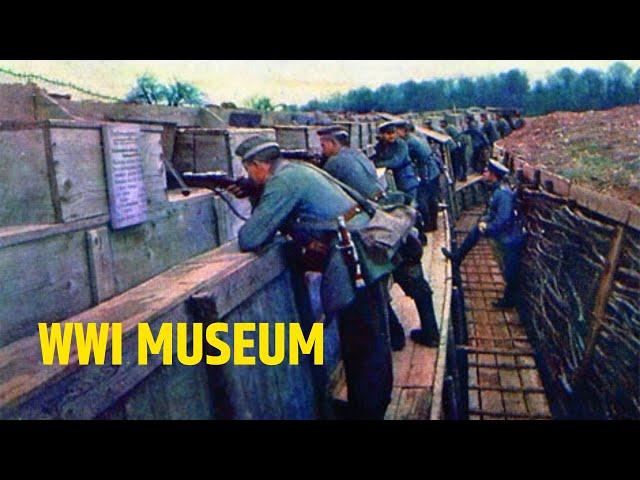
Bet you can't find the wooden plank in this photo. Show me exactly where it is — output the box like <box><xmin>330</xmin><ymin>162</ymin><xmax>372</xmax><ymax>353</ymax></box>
<box><xmin>50</xmin><ymin>127</ymin><xmax>109</xmax><ymax>222</ymax></box>
<box><xmin>384</xmin><ymin>387</ymin><xmax>402</xmax><ymax>420</ymax></box>
<box><xmin>0</xmin><ymin>241</ymin><xmax>288</xmax><ymax>416</ymax></box>
<box><xmin>0</xmin><ymin>128</ymin><xmax>57</xmax><ymax>226</ymax></box>
<box><xmin>139</xmin><ymin>130</ymin><xmax>167</xmax><ymax>208</ymax></box>
<box><xmin>395</xmin><ymin>387</ymin><xmax>421</xmax><ymax>420</ymax></box>
<box><xmin>407</xmin><ymin>347</ymin><xmax>437</xmax><ymax>387</ymax></box>
<box><xmin>85</xmin><ymin>226</ymin><xmax>116</xmax><ymax>304</ymax></box>
<box><xmin>110</xmin><ymin>194</ymin><xmax>218</xmax><ymax>294</ymax></box>
<box><xmin>573</xmin><ymin>226</ymin><xmax>626</xmax><ymax>385</ymax></box>
<box><xmin>0</xmin><ymin>230</ymin><xmax>93</xmax><ymax>347</ymax></box>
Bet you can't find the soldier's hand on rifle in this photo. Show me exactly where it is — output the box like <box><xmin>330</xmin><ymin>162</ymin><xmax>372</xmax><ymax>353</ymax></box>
<box><xmin>226</xmin><ymin>184</ymin><xmax>248</xmax><ymax>199</ymax></box>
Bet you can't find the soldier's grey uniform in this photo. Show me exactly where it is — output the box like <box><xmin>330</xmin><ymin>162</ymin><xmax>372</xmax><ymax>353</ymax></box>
<box><xmin>496</xmin><ymin>117</ymin><xmax>512</xmax><ymax>138</ymax></box>
<box><xmin>406</xmin><ymin>133</ymin><xmax>440</xmax><ymax>232</ymax></box>
<box><xmin>238</xmin><ymin>150</ymin><xmax>395</xmax><ymax>419</ymax></box>
<box><xmin>372</xmin><ymin>137</ymin><xmax>420</xmax><ymax>200</ymax></box>
<box><xmin>323</xmin><ymin>144</ymin><xmax>440</xmax><ymax>352</ymax></box>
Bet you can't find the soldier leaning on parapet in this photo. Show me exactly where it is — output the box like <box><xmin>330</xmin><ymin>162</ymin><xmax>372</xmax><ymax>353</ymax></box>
<box><xmin>227</xmin><ymin>136</ymin><xmax>411</xmax><ymax>420</ymax></box>
<box><xmin>442</xmin><ymin>160</ymin><xmax>525</xmax><ymax>309</ymax></box>
<box><xmin>371</xmin><ymin>122</ymin><xmax>428</xmax><ymax>238</ymax></box>
<box><xmin>395</xmin><ymin>120</ymin><xmax>441</xmax><ymax>233</ymax></box>
<box><xmin>318</xmin><ymin>127</ymin><xmax>440</xmax><ymax>351</ymax></box>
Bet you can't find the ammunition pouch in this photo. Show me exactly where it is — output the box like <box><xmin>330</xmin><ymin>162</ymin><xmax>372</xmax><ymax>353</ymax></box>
<box><xmin>354</xmin><ymin>203</ymin><xmax>417</xmax><ymax>264</ymax></box>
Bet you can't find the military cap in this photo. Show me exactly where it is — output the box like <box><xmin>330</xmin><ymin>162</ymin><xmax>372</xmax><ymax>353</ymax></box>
<box><xmin>487</xmin><ymin>159</ymin><xmax>509</xmax><ymax>178</ymax></box>
<box><xmin>378</xmin><ymin>121</ymin><xmax>398</xmax><ymax>133</ymax></box>
<box><xmin>317</xmin><ymin>125</ymin><xmax>349</xmax><ymax>139</ymax></box>
<box><xmin>235</xmin><ymin>136</ymin><xmax>280</xmax><ymax>162</ymax></box>
<box><xmin>334</xmin><ymin>130</ymin><xmax>350</xmax><ymax>144</ymax></box>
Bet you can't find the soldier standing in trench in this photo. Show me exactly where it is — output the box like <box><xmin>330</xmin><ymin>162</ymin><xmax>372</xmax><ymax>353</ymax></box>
<box><xmin>481</xmin><ymin>112</ymin><xmax>501</xmax><ymax>157</ymax></box>
<box><xmin>495</xmin><ymin>112</ymin><xmax>512</xmax><ymax>138</ymax></box>
<box><xmin>440</xmin><ymin>118</ymin><xmax>467</xmax><ymax>182</ymax></box>
<box><xmin>228</xmin><ymin>136</ymin><xmax>396</xmax><ymax>420</ymax></box>
<box><xmin>463</xmin><ymin>116</ymin><xmax>491</xmax><ymax>174</ymax></box>
<box><xmin>318</xmin><ymin>126</ymin><xmax>440</xmax><ymax>350</ymax></box>
<box><xmin>441</xmin><ymin>160</ymin><xmax>525</xmax><ymax>308</ymax></box>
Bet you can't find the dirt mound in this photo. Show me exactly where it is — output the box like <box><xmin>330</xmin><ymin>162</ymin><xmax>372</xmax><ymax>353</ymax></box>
<box><xmin>498</xmin><ymin>105</ymin><xmax>640</xmax><ymax>205</ymax></box>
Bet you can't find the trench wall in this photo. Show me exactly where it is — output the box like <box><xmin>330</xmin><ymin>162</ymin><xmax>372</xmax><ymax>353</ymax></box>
<box><xmin>501</xmin><ymin>152</ymin><xmax>639</xmax><ymax>419</ymax></box>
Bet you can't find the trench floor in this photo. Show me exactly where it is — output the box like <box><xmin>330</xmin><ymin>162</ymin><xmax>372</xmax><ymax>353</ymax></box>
<box><xmin>457</xmin><ymin>207</ymin><xmax>552</xmax><ymax>420</ymax></box>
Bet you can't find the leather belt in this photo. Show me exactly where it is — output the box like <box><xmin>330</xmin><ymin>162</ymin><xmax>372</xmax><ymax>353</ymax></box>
<box><xmin>343</xmin><ymin>204</ymin><xmax>363</xmax><ymax>222</ymax></box>
<box><xmin>371</xmin><ymin>190</ymin><xmax>386</xmax><ymax>202</ymax></box>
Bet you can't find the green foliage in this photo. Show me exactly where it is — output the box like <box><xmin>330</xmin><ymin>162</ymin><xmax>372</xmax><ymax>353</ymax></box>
<box><xmin>125</xmin><ymin>74</ymin><xmax>205</xmax><ymax>106</ymax></box>
<box><xmin>302</xmin><ymin>64</ymin><xmax>640</xmax><ymax>116</ymax></box>
<box><xmin>245</xmin><ymin>96</ymin><xmax>276</xmax><ymax>112</ymax></box>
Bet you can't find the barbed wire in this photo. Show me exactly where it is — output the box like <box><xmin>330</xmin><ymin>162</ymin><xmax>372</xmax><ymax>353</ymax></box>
<box><xmin>0</xmin><ymin>66</ymin><xmax>123</xmax><ymax>102</ymax></box>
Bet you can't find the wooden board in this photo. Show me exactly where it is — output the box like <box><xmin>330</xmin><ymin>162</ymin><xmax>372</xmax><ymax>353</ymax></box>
<box><xmin>0</xmin><ymin>230</ymin><xmax>92</xmax><ymax>347</ymax></box>
<box><xmin>0</xmin><ymin>128</ymin><xmax>57</xmax><ymax>226</ymax></box>
<box><xmin>110</xmin><ymin>193</ymin><xmax>219</xmax><ymax>294</ymax></box>
<box><xmin>85</xmin><ymin>226</ymin><xmax>116</xmax><ymax>304</ymax></box>
<box><xmin>51</xmin><ymin>127</ymin><xmax>110</xmax><ymax>222</ymax></box>
<box><xmin>0</xmin><ymin>241</ymin><xmax>290</xmax><ymax>418</ymax></box>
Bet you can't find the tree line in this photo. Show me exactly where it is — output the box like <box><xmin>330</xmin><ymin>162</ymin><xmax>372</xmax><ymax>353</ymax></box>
<box><xmin>302</xmin><ymin>62</ymin><xmax>640</xmax><ymax>116</ymax></box>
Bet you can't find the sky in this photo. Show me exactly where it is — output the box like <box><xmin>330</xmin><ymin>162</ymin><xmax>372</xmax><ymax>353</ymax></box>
<box><xmin>1</xmin><ymin>60</ymin><xmax>639</xmax><ymax>106</ymax></box>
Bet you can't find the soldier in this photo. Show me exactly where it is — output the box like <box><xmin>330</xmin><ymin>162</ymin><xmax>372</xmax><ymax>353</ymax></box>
<box><xmin>231</xmin><ymin>135</ymin><xmax>397</xmax><ymax>419</ymax></box>
<box><xmin>318</xmin><ymin>126</ymin><xmax>440</xmax><ymax>350</ymax></box>
<box><xmin>495</xmin><ymin>112</ymin><xmax>512</xmax><ymax>138</ymax></box>
<box><xmin>480</xmin><ymin>113</ymin><xmax>500</xmax><ymax>157</ymax></box>
<box><xmin>463</xmin><ymin>116</ymin><xmax>490</xmax><ymax>174</ymax></box>
<box><xmin>512</xmin><ymin>111</ymin><xmax>525</xmax><ymax>130</ymax></box>
<box><xmin>395</xmin><ymin>120</ymin><xmax>441</xmax><ymax>232</ymax></box>
<box><xmin>442</xmin><ymin>160</ymin><xmax>525</xmax><ymax>308</ymax></box>
<box><xmin>372</xmin><ymin>121</ymin><xmax>420</xmax><ymax>202</ymax></box>
<box><xmin>440</xmin><ymin>119</ymin><xmax>466</xmax><ymax>182</ymax></box>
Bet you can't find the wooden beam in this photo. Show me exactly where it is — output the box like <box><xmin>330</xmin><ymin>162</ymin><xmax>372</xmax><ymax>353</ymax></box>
<box><xmin>571</xmin><ymin>225</ymin><xmax>626</xmax><ymax>386</ymax></box>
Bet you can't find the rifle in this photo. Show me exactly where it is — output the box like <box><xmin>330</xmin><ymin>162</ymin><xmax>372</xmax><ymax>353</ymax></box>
<box><xmin>280</xmin><ymin>149</ymin><xmax>324</xmax><ymax>165</ymax></box>
<box><xmin>182</xmin><ymin>171</ymin><xmax>264</xmax><ymax>199</ymax></box>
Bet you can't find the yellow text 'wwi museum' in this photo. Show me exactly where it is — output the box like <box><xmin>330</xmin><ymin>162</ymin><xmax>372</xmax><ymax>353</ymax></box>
<box><xmin>38</xmin><ymin>323</ymin><xmax>324</xmax><ymax>367</ymax></box>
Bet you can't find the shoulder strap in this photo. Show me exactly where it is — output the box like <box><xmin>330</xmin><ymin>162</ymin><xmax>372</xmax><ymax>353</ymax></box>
<box><xmin>299</xmin><ymin>162</ymin><xmax>377</xmax><ymax>217</ymax></box>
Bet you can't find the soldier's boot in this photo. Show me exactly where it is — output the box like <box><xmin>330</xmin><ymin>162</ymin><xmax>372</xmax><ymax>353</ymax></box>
<box><xmin>409</xmin><ymin>293</ymin><xmax>440</xmax><ymax>348</ymax></box>
<box><xmin>442</xmin><ymin>225</ymin><xmax>481</xmax><ymax>267</ymax></box>
<box><xmin>387</xmin><ymin>303</ymin><xmax>406</xmax><ymax>351</ymax></box>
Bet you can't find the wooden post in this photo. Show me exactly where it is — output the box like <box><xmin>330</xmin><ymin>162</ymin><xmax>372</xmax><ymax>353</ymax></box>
<box><xmin>571</xmin><ymin>225</ymin><xmax>626</xmax><ymax>386</ymax></box>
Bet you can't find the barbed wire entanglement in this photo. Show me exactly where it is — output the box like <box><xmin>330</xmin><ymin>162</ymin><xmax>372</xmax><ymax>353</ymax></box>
<box><xmin>0</xmin><ymin>66</ymin><xmax>123</xmax><ymax>102</ymax></box>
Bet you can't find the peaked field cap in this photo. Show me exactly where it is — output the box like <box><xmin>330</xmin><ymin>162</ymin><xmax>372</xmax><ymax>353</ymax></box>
<box><xmin>378</xmin><ymin>121</ymin><xmax>397</xmax><ymax>133</ymax></box>
<box><xmin>235</xmin><ymin>136</ymin><xmax>280</xmax><ymax>161</ymax></box>
<box><xmin>488</xmin><ymin>159</ymin><xmax>510</xmax><ymax>177</ymax></box>
<box><xmin>317</xmin><ymin>125</ymin><xmax>349</xmax><ymax>137</ymax></box>
<box><xmin>335</xmin><ymin>130</ymin><xmax>349</xmax><ymax>142</ymax></box>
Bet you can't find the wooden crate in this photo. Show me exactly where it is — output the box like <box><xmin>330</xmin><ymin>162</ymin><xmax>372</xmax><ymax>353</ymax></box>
<box><xmin>335</xmin><ymin>122</ymin><xmax>361</xmax><ymax>150</ymax></box>
<box><xmin>171</xmin><ymin>127</ymin><xmax>275</xmax><ymax>242</ymax></box>
<box><xmin>173</xmin><ymin>127</ymin><xmax>276</xmax><ymax>175</ymax></box>
<box><xmin>0</xmin><ymin>120</ymin><xmax>167</xmax><ymax>227</ymax></box>
<box><xmin>274</xmin><ymin>125</ymin><xmax>324</xmax><ymax>155</ymax></box>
